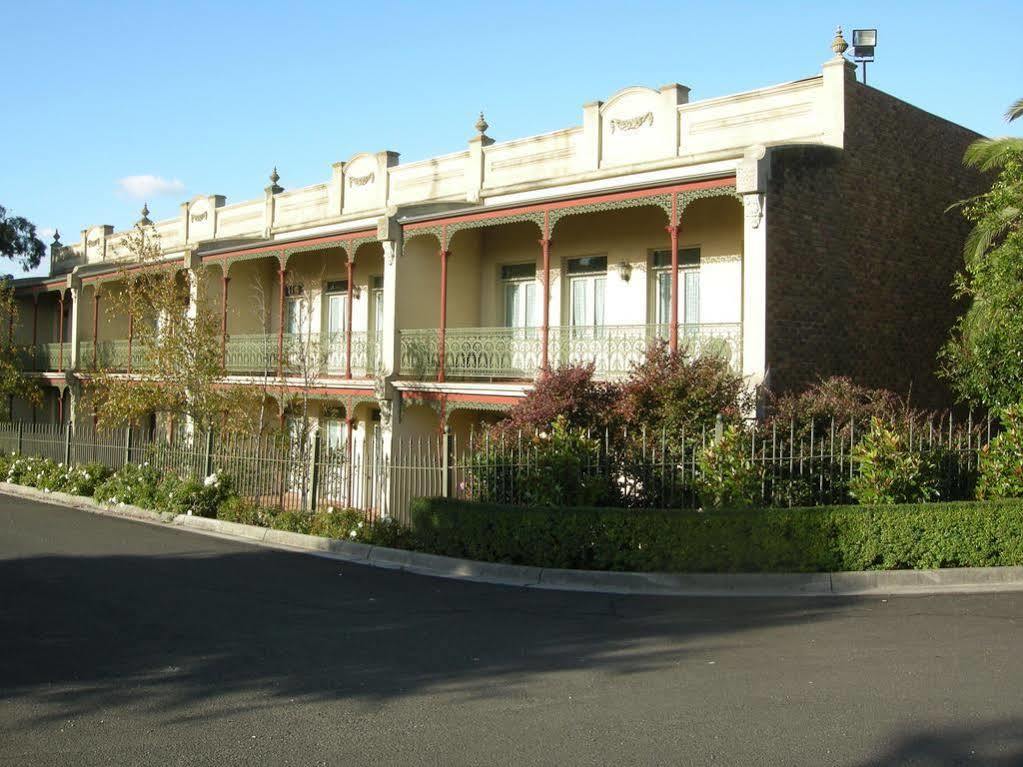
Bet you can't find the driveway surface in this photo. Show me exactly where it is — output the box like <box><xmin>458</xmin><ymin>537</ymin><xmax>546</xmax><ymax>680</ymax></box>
<box><xmin>2</xmin><ymin>495</ymin><xmax>1023</xmax><ymax>766</ymax></box>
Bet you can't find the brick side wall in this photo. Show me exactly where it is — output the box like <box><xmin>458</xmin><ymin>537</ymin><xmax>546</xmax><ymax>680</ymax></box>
<box><xmin>764</xmin><ymin>79</ymin><xmax>984</xmax><ymax>408</ymax></box>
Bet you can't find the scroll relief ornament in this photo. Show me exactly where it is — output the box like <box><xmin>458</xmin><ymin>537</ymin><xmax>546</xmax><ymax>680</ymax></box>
<box><xmin>609</xmin><ymin>112</ymin><xmax>653</xmax><ymax>134</ymax></box>
<box><xmin>348</xmin><ymin>172</ymin><xmax>375</xmax><ymax>188</ymax></box>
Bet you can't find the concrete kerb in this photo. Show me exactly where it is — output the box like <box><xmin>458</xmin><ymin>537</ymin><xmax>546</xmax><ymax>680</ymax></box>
<box><xmin>6</xmin><ymin>482</ymin><xmax>1023</xmax><ymax>597</ymax></box>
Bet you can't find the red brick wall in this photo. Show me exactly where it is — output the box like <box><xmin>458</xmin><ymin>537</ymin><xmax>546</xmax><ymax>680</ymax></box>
<box><xmin>764</xmin><ymin>80</ymin><xmax>984</xmax><ymax>408</ymax></box>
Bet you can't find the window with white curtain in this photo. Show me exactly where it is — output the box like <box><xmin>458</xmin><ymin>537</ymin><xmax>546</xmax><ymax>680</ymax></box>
<box><xmin>567</xmin><ymin>256</ymin><xmax>607</xmax><ymax>331</ymax></box>
<box><xmin>651</xmin><ymin>248</ymin><xmax>701</xmax><ymax>325</ymax></box>
<box><xmin>500</xmin><ymin>263</ymin><xmax>537</xmax><ymax>328</ymax></box>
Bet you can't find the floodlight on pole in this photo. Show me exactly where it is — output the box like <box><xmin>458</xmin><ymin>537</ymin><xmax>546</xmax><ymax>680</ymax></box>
<box><xmin>851</xmin><ymin>29</ymin><xmax>877</xmax><ymax>85</ymax></box>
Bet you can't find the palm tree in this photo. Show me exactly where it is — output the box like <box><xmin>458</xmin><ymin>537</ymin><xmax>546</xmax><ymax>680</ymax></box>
<box><xmin>957</xmin><ymin>97</ymin><xmax>1022</xmax><ymax>261</ymax></box>
<box><xmin>963</xmin><ymin>98</ymin><xmax>1023</xmax><ymax>171</ymax></box>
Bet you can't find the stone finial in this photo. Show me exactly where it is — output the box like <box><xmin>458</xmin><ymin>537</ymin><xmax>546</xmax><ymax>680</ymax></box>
<box><xmin>52</xmin><ymin>228</ymin><xmax>61</xmax><ymax>246</ymax></box>
<box><xmin>475</xmin><ymin>111</ymin><xmax>489</xmax><ymax>136</ymax></box>
<box><xmin>831</xmin><ymin>26</ymin><xmax>849</xmax><ymax>57</ymax></box>
<box><xmin>268</xmin><ymin>165</ymin><xmax>284</xmax><ymax>194</ymax></box>
<box><xmin>139</xmin><ymin>202</ymin><xmax>152</xmax><ymax>226</ymax></box>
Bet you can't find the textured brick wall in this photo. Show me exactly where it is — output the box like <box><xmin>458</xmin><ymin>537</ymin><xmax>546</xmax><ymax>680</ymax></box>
<box><xmin>765</xmin><ymin>79</ymin><xmax>984</xmax><ymax>408</ymax></box>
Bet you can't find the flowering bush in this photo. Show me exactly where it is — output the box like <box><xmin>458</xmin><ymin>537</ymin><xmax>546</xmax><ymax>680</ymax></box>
<box><xmin>5</xmin><ymin>455</ymin><xmax>59</xmax><ymax>488</ymax></box>
<box><xmin>1</xmin><ymin>454</ymin><xmax>111</xmax><ymax>496</ymax></box>
<box><xmin>217</xmin><ymin>496</ymin><xmax>276</xmax><ymax>526</ymax></box>
<box><xmin>309</xmin><ymin>506</ymin><xmax>367</xmax><ymax>539</ymax></box>
<box><xmin>159</xmin><ymin>471</ymin><xmax>234</xmax><ymax>518</ymax></box>
<box><xmin>849</xmin><ymin>418</ymin><xmax>941</xmax><ymax>505</ymax></box>
<box><xmin>94</xmin><ymin>463</ymin><xmax>167</xmax><ymax>509</ymax></box>
<box><xmin>45</xmin><ymin>462</ymin><xmax>111</xmax><ymax>496</ymax></box>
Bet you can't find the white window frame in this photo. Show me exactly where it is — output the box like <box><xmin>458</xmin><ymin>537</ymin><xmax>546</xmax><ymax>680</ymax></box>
<box><xmin>650</xmin><ymin>248</ymin><xmax>701</xmax><ymax>327</ymax></box>
<box><xmin>500</xmin><ymin>263</ymin><xmax>538</xmax><ymax>329</ymax></box>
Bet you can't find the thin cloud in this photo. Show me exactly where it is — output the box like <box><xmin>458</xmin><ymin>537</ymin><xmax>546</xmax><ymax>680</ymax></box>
<box><xmin>116</xmin><ymin>175</ymin><xmax>186</xmax><ymax>200</ymax></box>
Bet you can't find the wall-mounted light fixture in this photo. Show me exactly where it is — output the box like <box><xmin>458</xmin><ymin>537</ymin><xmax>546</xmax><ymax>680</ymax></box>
<box><xmin>616</xmin><ymin>261</ymin><xmax>633</xmax><ymax>282</ymax></box>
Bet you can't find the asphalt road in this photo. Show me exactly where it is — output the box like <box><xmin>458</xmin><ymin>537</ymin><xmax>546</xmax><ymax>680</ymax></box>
<box><xmin>3</xmin><ymin>497</ymin><xmax>1023</xmax><ymax>766</ymax></box>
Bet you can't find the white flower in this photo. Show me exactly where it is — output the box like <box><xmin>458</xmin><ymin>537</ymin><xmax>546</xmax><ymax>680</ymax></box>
<box><xmin>348</xmin><ymin>530</ymin><xmax>357</xmax><ymax>538</ymax></box>
<box><xmin>204</xmin><ymin>473</ymin><xmax>218</xmax><ymax>488</ymax></box>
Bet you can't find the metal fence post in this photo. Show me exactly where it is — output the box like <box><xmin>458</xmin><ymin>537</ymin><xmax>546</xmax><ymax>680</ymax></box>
<box><xmin>123</xmin><ymin>426</ymin><xmax>132</xmax><ymax>467</ymax></box>
<box><xmin>64</xmin><ymin>423</ymin><xmax>73</xmax><ymax>466</ymax></box>
<box><xmin>203</xmin><ymin>430</ymin><xmax>215</xmax><ymax>478</ymax></box>
<box><xmin>441</xmin><ymin>427</ymin><xmax>451</xmax><ymax>498</ymax></box>
<box><xmin>16</xmin><ymin>422</ymin><xmax>22</xmax><ymax>456</ymax></box>
<box><xmin>309</xmin><ymin>429</ymin><xmax>321</xmax><ymax>512</ymax></box>
<box><xmin>714</xmin><ymin>413</ymin><xmax>724</xmax><ymax>444</ymax></box>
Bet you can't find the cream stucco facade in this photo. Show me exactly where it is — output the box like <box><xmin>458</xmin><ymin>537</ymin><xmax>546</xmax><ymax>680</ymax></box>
<box><xmin>15</xmin><ymin>31</ymin><xmax>980</xmax><ymax>516</ymax></box>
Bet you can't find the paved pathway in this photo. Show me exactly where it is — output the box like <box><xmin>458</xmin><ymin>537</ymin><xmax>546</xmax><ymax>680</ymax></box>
<box><xmin>2</xmin><ymin>496</ymin><xmax>1023</xmax><ymax>766</ymax></box>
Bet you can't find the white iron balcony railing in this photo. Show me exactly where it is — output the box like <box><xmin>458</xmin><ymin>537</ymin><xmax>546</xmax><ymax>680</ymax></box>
<box><xmin>398</xmin><ymin>323</ymin><xmax>742</xmax><ymax>381</ymax></box>
<box><xmin>224</xmin><ymin>331</ymin><xmax>383</xmax><ymax>377</ymax></box>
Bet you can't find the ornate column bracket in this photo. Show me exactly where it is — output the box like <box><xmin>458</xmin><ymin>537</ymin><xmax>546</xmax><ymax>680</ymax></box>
<box><xmin>403</xmin><ymin>225</ymin><xmax>448</xmax><ymax>251</ymax></box>
<box><xmin>736</xmin><ymin>145</ymin><xmax>769</xmax><ymax>230</ymax></box>
<box><xmin>743</xmin><ymin>194</ymin><xmax>765</xmax><ymax>229</ymax></box>
<box><xmin>676</xmin><ymin>185</ymin><xmax>742</xmax><ymax>215</ymax></box>
<box><xmin>446</xmin><ymin>211</ymin><xmax>545</xmax><ymax>242</ymax></box>
<box><xmin>548</xmin><ymin>192</ymin><xmax>673</xmax><ymax>235</ymax></box>
<box><xmin>222</xmin><ymin>247</ymin><xmax>286</xmax><ymax>276</ymax></box>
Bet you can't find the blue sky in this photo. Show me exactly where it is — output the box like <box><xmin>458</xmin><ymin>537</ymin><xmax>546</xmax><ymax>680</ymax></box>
<box><xmin>2</xmin><ymin>0</ymin><xmax>1020</xmax><ymax>276</ymax></box>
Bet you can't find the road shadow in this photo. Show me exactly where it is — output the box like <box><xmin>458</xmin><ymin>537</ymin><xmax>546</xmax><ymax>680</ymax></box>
<box><xmin>0</xmin><ymin>535</ymin><xmax>850</xmax><ymax>725</ymax></box>
<box><xmin>846</xmin><ymin>719</ymin><xmax>1023</xmax><ymax>766</ymax></box>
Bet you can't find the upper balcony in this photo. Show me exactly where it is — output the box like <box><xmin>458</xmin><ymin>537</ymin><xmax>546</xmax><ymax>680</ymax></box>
<box><xmin>393</xmin><ymin>177</ymin><xmax>747</xmax><ymax>383</ymax></box>
<box><xmin>398</xmin><ymin>323</ymin><xmax>740</xmax><ymax>381</ymax></box>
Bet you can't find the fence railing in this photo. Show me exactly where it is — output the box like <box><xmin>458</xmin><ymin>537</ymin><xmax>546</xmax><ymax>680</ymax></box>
<box><xmin>397</xmin><ymin>323</ymin><xmax>742</xmax><ymax>380</ymax></box>
<box><xmin>0</xmin><ymin>410</ymin><xmax>998</xmax><ymax>527</ymax></box>
<box><xmin>388</xmin><ymin>413</ymin><xmax>996</xmax><ymax>519</ymax></box>
<box><xmin>0</xmin><ymin>421</ymin><xmax>385</xmax><ymax>518</ymax></box>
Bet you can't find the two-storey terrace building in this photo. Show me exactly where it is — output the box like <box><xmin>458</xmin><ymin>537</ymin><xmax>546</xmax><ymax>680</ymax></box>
<box><xmin>10</xmin><ymin>30</ymin><xmax>982</xmax><ymax>513</ymax></box>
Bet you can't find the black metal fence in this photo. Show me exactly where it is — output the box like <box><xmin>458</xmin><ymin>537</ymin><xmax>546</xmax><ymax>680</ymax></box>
<box><xmin>0</xmin><ymin>422</ymin><xmax>385</xmax><ymax>516</ymax></box>
<box><xmin>388</xmin><ymin>413</ymin><xmax>996</xmax><ymax>516</ymax></box>
<box><xmin>0</xmin><ymin>411</ymin><xmax>998</xmax><ymax>524</ymax></box>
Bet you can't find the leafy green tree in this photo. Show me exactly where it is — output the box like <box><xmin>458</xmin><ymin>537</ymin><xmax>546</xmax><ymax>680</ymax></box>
<box><xmin>940</xmin><ymin>98</ymin><xmax>1023</xmax><ymax>409</ymax></box>
<box><xmin>0</xmin><ymin>278</ymin><xmax>42</xmax><ymax>417</ymax></box>
<box><xmin>0</xmin><ymin>205</ymin><xmax>46</xmax><ymax>271</ymax></box>
<box><xmin>86</xmin><ymin>222</ymin><xmax>263</xmax><ymax>433</ymax></box>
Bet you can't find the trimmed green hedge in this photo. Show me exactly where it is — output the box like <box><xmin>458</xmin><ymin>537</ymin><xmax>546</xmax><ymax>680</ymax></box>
<box><xmin>410</xmin><ymin>497</ymin><xmax>1023</xmax><ymax>573</ymax></box>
